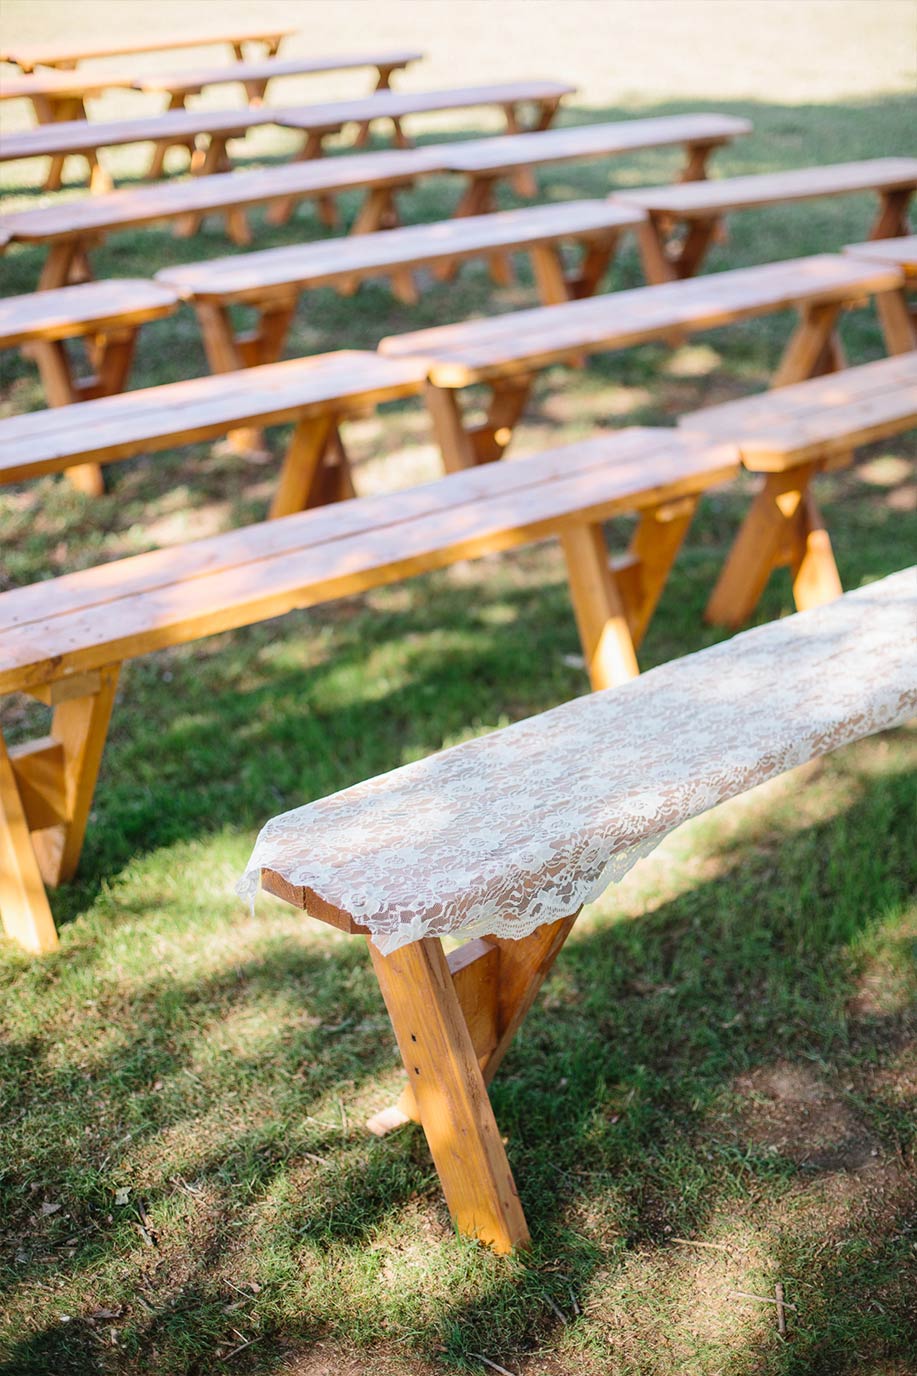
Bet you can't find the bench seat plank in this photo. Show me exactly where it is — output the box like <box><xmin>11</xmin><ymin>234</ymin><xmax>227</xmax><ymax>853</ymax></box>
<box><xmin>0</xmin><ymin>279</ymin><xmax>179</xmax><ymax>348</ymax></box>
<box><xmin>440</xmin><ymin>113</ymin><xmax>752</xmax><ymax>175</ymax></box>
<box><xmin>0</xmin><ymin>428</ymin><xmax>736</xmax><ymax>693</ymax></box>
<box><xmin>156</xmin><ymin>200</ymin><xmax>646</xmax><ymax>302</ymax></box>
<box><xmin>0</xmin><ymin>25</ymin><xmax>298</xmax><ymax>70</ymax></box>
<box><xmin>613</xmin><ymin>157</ymin><xmax>917</xmax><ymax>218</ymax></box>
<box><xmin>0</xmin><ymin>70</ymin><xmax>137</xmax><ymax>100</ymax></box>
<box><xmin>247</xmin><ymin>568</ymin><xmax>916</xmax><ymax>948</ymax></box>
<box><xmin>0</xmin><ymin>80</ymin><xmax>573</xmax><ymax>165</ymax></box>
<box><xmin>678</xmin><ymin>353</ymin><xmax>917</xmax><ymax>469</ymax></box>
<box><xmin>0</xmin><ymin>351</ymin><xmax>427</xmax><ymax>482</ymax></box>
<box><xmin>844</xmin><ymin>235</ymin><xmax>917</xmax><ymax>276</ymax></box>
<box><xmin>134</xmin><ymin>49</ymin><xmax>423</xmax><ymax>98</ymax></box>
<box><xmin>378</xmin><ymin>254</ymin><xmax>905</xmax><ymax>385</ymax></box>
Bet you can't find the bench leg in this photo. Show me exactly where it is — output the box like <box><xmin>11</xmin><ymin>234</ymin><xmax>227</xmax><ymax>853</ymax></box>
<box><xmin>530</xmin><ymin>235</ymin><xmax>618</xmax><ymax>308</ymax></box>
<box><xmin>561</xmin><ymin>524</ymin><xmax>640</xmax><ymax>690</ymax></box>
<box><xmin>424</xmin><ymin>382</ymin><xmax>479</xmax><ymax>472</ymax></box>
<box><xmin>25</xmin><ymin>339</ymin><xmax>106</xmax><ymax>495</ymax></box>
<box><xmin>367</xmin><ymin>934</ymin><xmax>530</xmax><ymax>1254</ymax></box>
<box><xmin>705</xmin><ymin>464</ymin><xmax>839</xmax><ymax>627</ymax></box>
<box><xmin>502</xmin><ymin>102</ymin><xmax>537</xmax><ymax>197</ymax></box>
<box><xmin>269</xmin><ymin>412</ymin><xmax>351</xmax><ymax>517</ymax></box>
<box><xmin>620</xmin><ymin>496</ymin><xmax>700</xmax><ymax>647</ymax></box>
<box><xmin>875</xmin><ymin>287</ymin><xmax>917</xmax><ymax>354</ymax></box>
<box><xmin>773</xmin><ymin>302</ymin><xmax>844</xmax><ymax>387</ymax></box>
<box><xmin>0</xmin><ymin>733</ymin><xmax>60</xmax><ymax>955</ymax></box>
<box><xmin>453</xmin><ymin>174</ymin><xmax>500</xmax><ymax>221</ymax></box>
<box><xmin>349</xmin><ymin>185</ymin><xmax>402</xmax><ymax>235</ymax></box>
<box><xmin>196</xmin><ymin>298</ymin><xmax>297</xmax><ymax>452</ymax></box>
<box><xmin>30</xmin><ymin>667</ymin><xmax>121</xmax><ymax>887</ymax></box>
<box><xmin>468</xmin><ymin>379</ymin><xmax>532</xmax><ymax>464</ymax></box>
<box><xmin>869</xmin><ymin>189</ymin><xmax>912</xmax><ymax>241</ymax></box>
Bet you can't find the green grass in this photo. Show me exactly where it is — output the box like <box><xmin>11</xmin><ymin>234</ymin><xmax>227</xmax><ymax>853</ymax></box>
<box><xmin>1</xmin><ymin>86</ymin><xmax>916</xmax><ymax>1376</ymax></box>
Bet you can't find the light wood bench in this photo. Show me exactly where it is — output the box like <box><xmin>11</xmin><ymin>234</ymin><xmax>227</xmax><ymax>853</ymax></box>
<box><xmin>155</xmin><ymin>202</ymin><xmax>651</xmax><ymax>382</ymax></box>
<box><xmin>677</xmin><ymin>353</ymin><xmax>917</xmax><ymax>626</ymax></box>
<box><xmin>0</xmin><ymin>280</ymin><xmax>180</xmax><ymax>484</ymax></box>
<box><xmin>845</xmin><ymin>235</ymin><xmax>917</xmax><ymax>348</ymax></box>
<box><xmin>0</xmin><ymin>24</ymin><xmax>297</xmax><ymax>72</ymax></box>
<box><xmin>246</xmin><ymin>570</ymin><xmax>915</xmax><ymax>1252</ymax></box>
<box><xmin>0</xmin><ymin>80</ymin><xmax>573</xmax><ymax>191</ymax></box>
<box><xmin>610</xmin><ymin>158</ymin><xmax>917</xmax><ymax>283</ymax></box>
<box><xmin>0</xmin><ymin>426</ymin><xmax>738</xmax><ymax>956</ymax></box>
<box><xmin>134</xmin><ymin>48</ymin><xmax>423</xmax><ymax>110</ymax></box>
<box><xmin>0</xmin><ymin>148</ymin><xmax>449</xmax><ymax>289</ymax></box>
<box><xmin>378</xmin><ymin>253</ymin><xmax>912</xmax><ymax>471</ymax></box>
<box><xmin>0</xmin><ymin>351</ymin><xmax>427</xmax><ymax>508</ymax></box>
<box><xmin>437</xmin><ymin>112</ymin><xmax>753</xmax><ymax>215</ymax></box>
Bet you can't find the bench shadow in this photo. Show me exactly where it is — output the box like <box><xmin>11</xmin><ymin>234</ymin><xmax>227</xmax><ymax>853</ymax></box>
<box><xmin>1</xmin><ymin>761</ymin><xmax>914</xmax><ymax>1372</ymax></box>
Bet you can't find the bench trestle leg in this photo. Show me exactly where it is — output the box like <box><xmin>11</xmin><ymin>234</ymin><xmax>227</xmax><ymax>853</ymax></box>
<box><xmin>0</xmin><ymin>733</ymin><xmax>60</xmax><ymax>955</ymax></box>
<box><xmin>366</xmin><ymin>911</ymin><xmax>578</xmax><ymax>1251</ymax></box>
<box><xmin>0</xmin><ymin>667</ymin><xmax>119</xmax><ymax>953</ymax></box>
<box><xmin>869</xmin><ymin>189</ymin><xmax>912</xmax><ymax>241</ymax></box>
<box><xmin>271</xmin><ymin>413</ymin><xmax>349</xmax><ymax>517</ymax></box>
<box><xmin>561</xmin><ymin>523</ymin><xmax>640</xmax><ymax>690</ymax></box>
<box><xmin>875</xmin><ymin>287</ymin><xmax>917</xmax><ymax>354</ymax></box>
<box><xmin>706</xmin><ymin>464</ymin><xmax>840</xmax><ymax>627</ymax></box>
<box><xmin>773</xmin><ymin>302</ymin><xmax>844</xmax><ymax>387</ymax></box>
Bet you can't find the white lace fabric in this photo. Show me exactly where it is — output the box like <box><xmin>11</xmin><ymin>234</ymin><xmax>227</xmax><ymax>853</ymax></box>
<box><xmin>239</xmin><ymin>570</ymin><xmax>917</xmax><ymax>954</ymax></box>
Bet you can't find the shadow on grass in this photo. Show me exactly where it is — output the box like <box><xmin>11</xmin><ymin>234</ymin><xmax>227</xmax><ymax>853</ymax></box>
<box><xmin>1</xmin><ymin>760</ymin><xmax>914</xmax><ymax>1374</ymax></box>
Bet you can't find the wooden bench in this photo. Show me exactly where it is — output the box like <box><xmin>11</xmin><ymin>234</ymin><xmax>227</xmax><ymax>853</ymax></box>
<box><xmin>155</xmin><ymin>202</ymin><xmax>651</xmax><ymax>382</ymax></box>
<box><xmin>844</xmin><ymin>234</ymin><xmax>917</xmax><ymax>349</ymax></box>
<box><xmin>0</xmin><ymin>280</ymin><xmax>180</xmax><ymax>486</ymax></box>
<box><xmin>0</xmin><ymin>350</ymin><xmax>427</xmax><ymax>508</ymax></box>
<box><xmin>437</xmin><ymin>112</ymin><xmax>753</xmax><ymax>215</ymax></box>
<box><xmin>0</xmin><ymin>147</ymin><xmax>449</xmax><ymax>289</ymax></box>
<box><xmin>0</xmin><ymin>80</ymin><xmax>573</xmax><ymax>191</ymax></box>
<box><xmin>378</xmin><ymin>253</ymin><xmax>912</xmax><ymax>471</ymax></box>
<box><xmin>677</xmin><ymin>353</ymin><xmax>917</xmax><ymax>626</ymax></box>
<box><xmin>0</xmin><ymin>426</ymin><xmax>738</xmax><ymax>956</ymax></box>
<box><xmin>0</xmin><ymin>24</ymin><xmax>297</xmax><ymax>71</ymax></box>
<box><xmin>133</xmin><ymin>48</ymin><xmax>423</xmax><ymax>110</ymax></box>
<box><xmin>610</xmin><ymin>158</ymin><xmax>917</xmax><ymax>283</ymax></box>
<box><xmin>241</xmin><ymin>570</ymin><xmax>915</xmax><ymax>1252</ymax></box>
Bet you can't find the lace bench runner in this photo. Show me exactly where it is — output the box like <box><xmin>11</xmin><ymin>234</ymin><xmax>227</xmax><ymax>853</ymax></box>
<box><xmin>241</xmin><ymin>570</ymin><xmax>916</xmax><ymax>955</ymax></box>
<box><xmin>240</xmin><ymin>570</ymin><xmax>915</xmax><ymax>1254</ymax></box>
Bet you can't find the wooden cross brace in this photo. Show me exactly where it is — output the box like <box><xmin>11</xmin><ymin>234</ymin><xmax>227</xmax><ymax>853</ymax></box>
<box><xmin>263</xmin><ymin>860</ymin><xmax>581</xmax><ymax>1253</ymax></box>
<box><xmin>0</xmin><ymin>667</ymin><xmax>119</xmax><ymax>955</ymax></box>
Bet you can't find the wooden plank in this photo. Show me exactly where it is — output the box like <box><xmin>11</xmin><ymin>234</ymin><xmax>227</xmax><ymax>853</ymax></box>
<box><xmin>612</xmin><ymin>157</ymin><xmax>917</xmax><ymax>217</ymax></box>
<box><xmin>134</xmin><ymin>49</ymin><xmax>423</xmax><ymax>97</ymax></box>
<box><xmin>379</xmin><ymin>254</ymin><xmax>905</xmax><ymax>386</ymax></box>
<box><xmin>0</xmin><ymin>429</ymin><xmax>738</xmax><ymax>694</ymax></box>
<box><xmin>0</xmin><ymin>70</ymin><xmax>137</xmax><ymax>99</ymax></box>
<box><xmin>368</xmin><ymin>934</ymin><xmax>530</xmax><ymax>1253</ymax></box>
<box><xmin>844</xmin><ymin>235</ymin><xmax>917</xmax><ymax>278</ymax></box>
<box><xmin>0</xmin><ymin>352</ymin><xmax>428</xmax><ymax>481</ymax></box>
<box><xmin>439</xmin><ymin>113</ymin><xmax>752</xmax><ymax>175</ymax></box>
<box><xmin>1</xmin><ymin>25</ymin><xmax>298</xmax><ymax>70</ymax></box>
<box><xmin>276</xmin><ymin>79</ymin><xmax>574</xmax><ymax>136</ymax></box>
<box><xmin>0</xmin><ymin>280</ymin><xmax>178</xmax><ymax>348</ymax></box>
<box><xmin>0</xmin><ymin>148</ymin><xmax>447</xmax><ymax>248</ymax></box>
<box><xmin>678</xmin><ymin>354</ymin><xmax>917</xmax><ymax>469</ymax></box>
<box><xmin>156</xmin><ymin>201</ymin><xmax>646</xmax><ymax>304</ymax></box>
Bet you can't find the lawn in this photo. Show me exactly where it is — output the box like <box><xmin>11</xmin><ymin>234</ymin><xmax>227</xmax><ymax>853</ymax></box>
<box><xmin>1</xmin><ymin>2</ymin><xmax>916</xmax><ymax>1373</ymax></box>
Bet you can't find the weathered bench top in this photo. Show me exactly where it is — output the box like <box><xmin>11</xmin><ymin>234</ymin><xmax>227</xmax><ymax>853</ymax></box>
<box><xmin>844</xmin><ymin>234</ymin><xmax>917</xmax><ymax>277</ymax></box>
<box><xmin>155</xmin><ymin>200</ymin><xmax>646</xmax><ymax>302</ymax></box>
<box><xmin>0</xmin><ymin>106</ymin><xmax>280</xmax><ymax>162</ymax></box>
<box><xmin>0</xmin><ymin>278</ymin><xmax>179</xmax><ymax>348</ymax></box>
<box><xmin>612</xmin><ymin>157</ymin><xmax>917</xmax><ymax>217</ymax></box>
<box><xmin>134</xmin><ymin>49</ymin><xmax>423</xmax><ymax>96</ymax></box>
<box><xmin>0</xmin><ymin>80</ymin><xmax>573</xmax><ymax>163</ymax></box>
<box><xmin>0</xmin><ymin>351</ymin><xmax>427</xmax><ymax>483</ymax></box>
<box><xmin>275</xmin><ymin>80</ymin><xmax>575</xmax><ymax>134</ymax></box>
<box><xmin>0</xmin><ymin>148</ymin><xmax>446</xmax><ymax>244</ymax></box>
<box><xmin>0</xmin><ymin>69</ymin><xmax>136</xmax><ymax>100</ymax></box>
<box><xmin>0</xmin><ymin>427</ymin><xmax>736</xmax><ymax>696</ymax></box>
<box><xmin>0</xmin><ymin>25</ymin><xmax>298</xmax><ymax>71</ymax></box>
<box><xmin>439</xmin><ymin>113</ymin><xmax>752</xmax><ymax>175</ymax></box>
<box><xmin>379</xmin><ymin>253</ymin><xmax>905</xmax><ymax>385</ymax></box>
<box><xmin>678</xmin><ymin>353</ymin><xmax>917</xmax><ymax>471</ymax></box>
<box><xmin>241</xmin><ymin>568</ymin><xmax>916</xmax><ymax>952</ymax></box>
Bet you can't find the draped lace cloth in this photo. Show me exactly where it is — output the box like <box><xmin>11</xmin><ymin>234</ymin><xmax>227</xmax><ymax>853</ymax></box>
<box><xmin>239</xmin><ymin>569</ymin><xmax>916</xmax><ymax>954</ymax></box>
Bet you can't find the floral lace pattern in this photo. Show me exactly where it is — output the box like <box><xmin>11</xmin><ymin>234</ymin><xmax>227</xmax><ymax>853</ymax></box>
<box><xmin>239</xmin><ymin>570</ymin><xmax>916</xmax><ymax>954</ymax></box>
